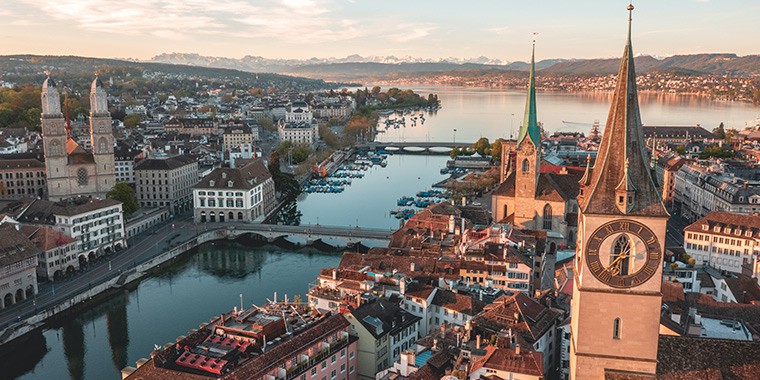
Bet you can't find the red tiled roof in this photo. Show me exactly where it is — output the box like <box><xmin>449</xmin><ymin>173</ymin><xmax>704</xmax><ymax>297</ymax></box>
<box><xmin>470</xmin><ymin>345</ymin><xmax>543</xmax><ymax>377</ymax></box>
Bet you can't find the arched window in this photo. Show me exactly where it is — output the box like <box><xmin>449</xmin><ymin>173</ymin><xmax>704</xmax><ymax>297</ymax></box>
<box><xmin>543</xmin><ymin>204</ymin><xmax>552</xmax><ymax>230</ymax></box>
<box><xmin>77</xmin><ymin>168</ymin><xmax>88</xmax><ymax>186</ymax></box>
<box><xmin>503</xmin><ymin>204</ymin><xmax>508</xmax><ymax>219</ymax></box>
<box><xmin>611</xmin><ymin>235</ymin><xmax>631</xmax><ymax>276</ymax></box>
<box><xmin>613</xmin><ymin>318</ymin><xmax>621</xmax><ymax>339</ymax></box>
<box><xmin>521</xmin><ymin>158</ymin><xmax>530</xmax><ymax>173</ymax></box>
<box><xmin>49</xmin><ymin>140</ymin><xmax>61</xmax><ymax>156</ymax></box>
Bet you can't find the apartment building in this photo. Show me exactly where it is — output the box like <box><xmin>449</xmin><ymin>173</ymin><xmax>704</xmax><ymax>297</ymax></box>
<box><xmin>134</xmin><ymin>155</ymin><xmax>198</xmax><ymax>214</ymax></box>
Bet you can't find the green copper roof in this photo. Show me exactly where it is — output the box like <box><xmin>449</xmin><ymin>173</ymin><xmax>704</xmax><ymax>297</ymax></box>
<box><xmin>516</xmin><ymin>42</ymin><xmax>541</xmax><ymax>149</ymax></box>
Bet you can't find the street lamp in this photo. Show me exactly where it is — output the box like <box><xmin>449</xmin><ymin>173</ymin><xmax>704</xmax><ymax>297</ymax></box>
<box><xmin>510</xmin><ymin>113</ymin><xmax>515</xmax><ymax>139</ymax></box>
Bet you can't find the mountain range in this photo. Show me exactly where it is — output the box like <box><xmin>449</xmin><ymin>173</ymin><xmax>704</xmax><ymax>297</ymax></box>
<box><xmin>149</xmin><ymin>53</ymin><xmax>760</xmax><ymax>80</ymax></box>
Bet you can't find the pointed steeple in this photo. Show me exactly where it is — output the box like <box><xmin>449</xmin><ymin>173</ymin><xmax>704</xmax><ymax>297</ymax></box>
<box><xmin>516</xmin><ymin>34</ymin><xmax>541</xmax><ymax>150</ymax></box>
<box><xmin>579</xmin><ymin>4</ymin><xmax>667</xmax><ymax>217</ymax></box>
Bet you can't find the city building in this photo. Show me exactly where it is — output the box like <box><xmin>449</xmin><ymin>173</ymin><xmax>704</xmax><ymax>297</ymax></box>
<box><xmin>15</xmin><ymin>197</ymin><xmax>126</xmax><ymax>263</ymax></box>
<box><xmin>570</xmin><ymin>7</ymin><xmax>670</xmax><ymax>378</ymax></box>
<box><xmin>492</xmin><ymin>45</ymin><xmax>582</xmax><ymax>249</ymax></box>
<box><xmin>21</xmin><ymin>224</ymin><xmax>79</xmax><ymax>281</ymax></box>
<box><xmin>683</xmin><ymin>211</ymin><xmax>760</xmax><ymax>274</ymax></box>
<box><xmin>0</xmin><ymin>158</ymin><xmax>47</xmax><ymax>200</ymax></box>
<box><xmin>346</xmin><ymin>299</ymin><xmax>420</xmax><ymax>379</ymax></box>
<box><xmin>41</xmin><ymin>76</ymin><xmax>116</xmax><ymax>200</ymax></box>
<box><xmin>643</xmin><ymin>125</ymin><xmax>716</xmax><ymax>145</ymax></box>
<box><xmin>134</xmin><ymin>155</ymin><xmax>198</xmax><ymax>214</ymax></box>
<box><xmin>468</xmin><ymin>344</ymin><xmax>544</xmax><ymax>380</ymax></box>
<box><xmin>222</xmin><ymin>125</ymin><xmax>258</xmax><ymax>153</ymax></box>
<box><xmin>0</xmin><ymin>224</ymin><xmax>39</xmax><ymax>309</ymax></box>
<box><xmin>114</xmin><ymin>145</ymin><xmax>142</xmax><ymax>184</ymax></box>
<box><xmin>460</xmin><ymin>242</ymin><xmax>534</xmax><ymax>294</ymax></box>
<box><xmin>193</xmin><ymin>158</ymin><xmax>276</xmax><ymax>223</ymax></box>
<box><xmin>653</xmin><ymin>154</ymin><xmax>686</xmax><ymax>208</ymax></box>
<box><xmin>163</xmin><ymin>117</ymin><xmax>217</xmax><ymax>135</ymax></box>
<box><xmin>278</xmin><ymin>101</ymin><xmax>319</xmax><ymax>144</ymax></box>
<box><xmin>123</xmin><ymin>307</ymin><xmax>358</xmax><ymax>380</ymax></box>
<box><xmin>674</xmin><ymin>162</ymin><xmax>760</xmax><ymax>223</ymax></box>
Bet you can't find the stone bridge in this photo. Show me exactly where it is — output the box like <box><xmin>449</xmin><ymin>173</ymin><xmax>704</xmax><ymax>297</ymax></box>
<box><xmin>359</xmin><ymin>141</ymin><xmax>474</xmax><ymax>153</ymax></box>
<box><xmin>203</xmin><ymin>222</ymin><xmax>393</xmax><ymax>248</ymax></box>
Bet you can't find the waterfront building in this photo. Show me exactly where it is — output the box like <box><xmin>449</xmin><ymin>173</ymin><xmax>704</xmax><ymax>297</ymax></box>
<box><xmin>20</xmin><ymin>224</ymin><xmax>79</xmax><ymax>280</ymax></box>
<box><xmin>0</xmin><ymin>158</ymin><xmax>47</xmax><ymax>200</ymax></box>
<box><xmin>123</xmin><ymin>308</ymin><xmax>358</xmax><ymax>380</ymax></box>
<box><xmin>41</xmin><ymin>76</ymin><xmax>116</xmax><ymax>200</ymax></box>
<box><xmin>163</xmin><ymin>117</ymin><xmax>217</xmax><ymax>135</ymax></box>
<box><xmin>114</xmin><ymin>144</ymin><xmax>142</xmax><ymax>184</ymax></box>
<box><xmin>345</xmin><ymin>299</ymin><xmax>420</xmax><ymax>379</ymax></box>
<box><xmin>0</xmin><ymin>224</ymin><xmax>39</xmax><ymax>309</ymax></box>
<box><xmin>134</xmin><ymin>155</ymin><xmax>198</xmax><ymax>214</ymax></box>
<box><xmin>492</xmin><ymin>42</ymin><xmax>582</xmax><ymax>250</ymax></box>
<box><xmin>570</xmin><ymin>6</ymin><xmax>669</xmax><ymax>378</ymax></box>
<box><xmin>14</xmin><ymin>197</ymin><xmax>126</xmax><ymax>263</ymax></box>
<box><xmin>683</xmin><ymin>211</ymin><xmax>760</xmax><ymax>275</ymax></box>
<box><xmin>192</xmin><ymin>158</ymin><xmax>276</xmax><ymax>223</ymax></box>
<box><xmin>674</xmin><ymin>161</ymin><xmax>760</xmax><ymax>223</ymax></box>
<box><xmin>642</xmin><ymin>125</ymin><xmax>716</xmax><ymax>146</ymax></box>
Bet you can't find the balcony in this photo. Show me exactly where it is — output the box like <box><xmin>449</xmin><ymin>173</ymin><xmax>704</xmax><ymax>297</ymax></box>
<box><xmin>284</xmin><ymin>335</ymin><xmax>353</xmax><ymax>380</ymax></box>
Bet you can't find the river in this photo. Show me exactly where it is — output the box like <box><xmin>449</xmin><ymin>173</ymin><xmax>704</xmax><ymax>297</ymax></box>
<box><xmin>8</xmin><ymin>87</ymin><xmax>760</xmax><ymax>380</ymax></box>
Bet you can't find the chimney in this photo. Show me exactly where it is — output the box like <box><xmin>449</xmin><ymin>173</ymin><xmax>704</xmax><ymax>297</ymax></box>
<box><xmin>332</xmin><ymin>269</ymin><xmax>337</xmax><ymax>280</ymax></box>
<box><xmin>476</xmin><ymin>335</ymin><xmax>481</xmax><ymax>349</ymax></box>
<box><xmin>410</xmin><ymin>262</ymin><xmax>416</xmax><ymax>272</ymax></box>
<box><xmin>515</xmin><ymin>344</ymin><xmax>520</xmax><ymax>355</ymax></box>
<box><xmin>461</xmin><ymin>196</ymin><xmax>466</xmax><ymax>206</ymax></box>
<box><xmin>399</xmin><ymin>279</ymin><xmax>406</xmax><ymax>295</ymax></box>
<box><xmin>440</xmin><ymin>323</ymin><xmax>446</xmax><ymax>338</ymax></box>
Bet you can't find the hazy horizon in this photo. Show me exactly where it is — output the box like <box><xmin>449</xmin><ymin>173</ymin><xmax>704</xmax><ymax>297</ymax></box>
<box><xmin>2</xmin><ymin>1</ymin><xmax>758</xmax><ymax>62</ymax></box>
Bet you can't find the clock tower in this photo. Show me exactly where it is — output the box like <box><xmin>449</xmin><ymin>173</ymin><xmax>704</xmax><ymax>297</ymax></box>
<box><xmin>570</xmin><ymin>5</ymin><xmax>668</xmax><ymax>379</ymax></box>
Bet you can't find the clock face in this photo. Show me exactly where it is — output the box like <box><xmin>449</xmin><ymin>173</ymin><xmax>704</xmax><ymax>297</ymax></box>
<box><xmin>585</xmin><ymin>220</ymin><xmax>662</xmax><ymax>289</ymax></box>
<box><xmin>520</xmin><ymin>140</ymin><xmax>535</xmax><ymax>155</ymax></box>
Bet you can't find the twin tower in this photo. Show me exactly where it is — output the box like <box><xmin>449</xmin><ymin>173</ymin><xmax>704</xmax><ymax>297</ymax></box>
<box><xmin>41</xmin><ymin>77</ymin><xmax>115</xmax><ymax>200</ymax></box>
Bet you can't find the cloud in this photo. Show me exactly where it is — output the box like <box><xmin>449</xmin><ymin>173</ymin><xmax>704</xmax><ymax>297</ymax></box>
<box><xmin>19</xmin><ymin>0</ymin><xmax>363</xmax><ymax>43</ymax></box>
<box><xmin>385</xmin><ymin>23</ymin><xmax>437</xmax><ymax>43</ymax></box>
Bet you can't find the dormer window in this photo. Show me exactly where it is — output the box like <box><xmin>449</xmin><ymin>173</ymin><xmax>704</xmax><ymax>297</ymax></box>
<box><xmin>228</xmin><ymin>181</ymin><xmax>234</xmax><ymax>188</ymax></box>
<box><xmin>714</xmin><ymin>226</ymin><xmax>720</xmax><ymax>232</ymax></box>
<box><xmin>724</xmin><ymin>227</ymin><xmax>731</xmax><ymax>234</ymax></box>
<box><xmin>702</xmin><ymin>225</ymin><xmax>708</xmax><ymax>231</ymax></box>
<box><xmin>747</xmin><ymin>230</ymin><xmax>753</xmax><ymax>237</ymax></box>
<box><xmin>209</xmin><ymin>180</ymin><xmax>215</xmax><ymax>187</ymax></box>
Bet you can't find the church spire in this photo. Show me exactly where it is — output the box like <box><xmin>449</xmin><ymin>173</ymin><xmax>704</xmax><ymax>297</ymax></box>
<box><xmin>579</xmin><ymin>4</ymin><xmax>667</xmax><ymax>216</ymax></box>
<box><xmin>516</xmin><ymin>34</ymin><xmax>541</xmax><ymax>149</ymax></box>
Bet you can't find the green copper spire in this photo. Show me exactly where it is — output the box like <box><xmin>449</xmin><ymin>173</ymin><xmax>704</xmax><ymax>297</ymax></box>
<box><xmin>516</xmin><ymin>35</ymin><xmax>541</xmax><ymax>149</ymax></box>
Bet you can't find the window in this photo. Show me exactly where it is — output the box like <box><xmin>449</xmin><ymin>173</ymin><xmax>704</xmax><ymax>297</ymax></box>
<box><xmin>77</xmin><ymin>168</ymin><xmax>88</xmax><ymax>186</ymax></box>
<box><xmin>522</xmin><ymin>158</ymin><xmax>530</xmax><ymax>173</ymax></box>
<box><xmin>613</xmin><ymin>318</ymin><xmax>621</xmax><ymax>339</ymax></box>
<box><xmin>611</xmin><ymin>235</ymin><xmax>631</xmax><ymax>276</ymax></box>
<box><xmin>543</xmin><ymin>204</ymin><xmax>553</xmax><ymax>230</ymax></box>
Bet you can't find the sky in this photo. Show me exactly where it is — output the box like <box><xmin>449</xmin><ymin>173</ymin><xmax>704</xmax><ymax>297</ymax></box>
<box><xmin>0</xmin><ymin>0</ymin><xmax>757</xmax><ymax>62</ymax></box>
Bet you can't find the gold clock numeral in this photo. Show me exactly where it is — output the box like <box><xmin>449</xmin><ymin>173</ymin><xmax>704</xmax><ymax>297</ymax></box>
<box><xmin>646</xmin><ymin>236</ymin><xmax>657</xmax><ymax>245</ymax></box>
<box><xmin>587</xmin><ymin>249</ymin><xmax>598</xmax><ymax>256</ymax></box>
<box><xmin>604</xmin><ymin>225</ymin><xmax>615</xmax><ymax>234</ymax></box>
<box><xmin>598</xmin><ymin>270</ymin><xmax>612</xmax><ymax>283</ymax></box>
<box><xmin>643</xmin><ymin>265</ymin><xmax>656</xmax><ymax>276</ymax></box>
<box><xmin>589</xmin><ymin>261</ymin><xmax>603</xmax><ymax>273</ymax></box>
<box><xmin>649</xmin><ymin>252</ymin><xmax>659</xmax><ymax>260</ymax></box>
<box><xmin>619</xmin><ymin>222</ymin><xmax>629</xmax><ymax>231</ymax></box>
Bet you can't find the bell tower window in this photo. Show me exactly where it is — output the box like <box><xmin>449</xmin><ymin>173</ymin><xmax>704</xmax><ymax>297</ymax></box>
<box><xmin>522</xmin><ymin>158</ymin><xmax>530</xmax><ymax>173</ymax></box>
<box><xmin>77</xmin><ymin>168</ymin><xmax>89</xmax><ymax>186</ymax></box>
<box><xmin>613</xmin><ymin>318</ymin><xmax>621</xmax><ymax>339</ymax></box>
<box><xmin>611</xmin><ymin>235</ymin><xmax>631</xmax><ymax>276</ymax></box>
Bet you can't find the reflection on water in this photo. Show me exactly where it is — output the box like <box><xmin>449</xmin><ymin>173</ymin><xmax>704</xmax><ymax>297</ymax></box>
<box><xmin>10</xmin><ymin>242</ymin><xmax>341</xmax><ymax>380</ymax></box>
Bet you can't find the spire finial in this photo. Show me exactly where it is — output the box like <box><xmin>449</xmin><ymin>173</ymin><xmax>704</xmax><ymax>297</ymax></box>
<box><xmin>532</xmin><ymin>32</ymin><xmax>538</xmax><ymax>46</ymax></box>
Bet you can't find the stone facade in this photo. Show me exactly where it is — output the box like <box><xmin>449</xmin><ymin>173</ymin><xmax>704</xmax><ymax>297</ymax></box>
<box><xmin>134</xmin><ymin>155</ymin><xmax>198</xmax><ymax>214</ymax></box>
<box><xmin>0</xmin><ymin>224</ymin><xmax>39</xmax><ymax>309</ymax></box>
<box><xmin>42</xmin><ymin>77</ymin><xmax>115</xmax><ymax>200</ymax></box>
<box><xmin>0</xmin><ymin>158</ymin><xmax>47</xmax><ymax>200</ymax></box>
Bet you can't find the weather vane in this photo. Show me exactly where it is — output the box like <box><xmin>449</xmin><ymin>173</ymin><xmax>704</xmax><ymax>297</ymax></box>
<box><xmin>532</xmin><ymin>32</ymin><xmax>538</xmax><ymax>45</ymax></box>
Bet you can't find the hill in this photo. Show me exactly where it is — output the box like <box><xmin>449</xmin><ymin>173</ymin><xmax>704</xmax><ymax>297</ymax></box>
<box><xmin>0</xmin><ymin>55</ymin><xmax>341</xmax><ymax>90</ymax></box>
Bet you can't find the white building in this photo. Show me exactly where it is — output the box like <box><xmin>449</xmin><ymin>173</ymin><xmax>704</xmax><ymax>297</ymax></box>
<box><xmin>278</xmin><ymin>100</ymin><xmax>318</xmax><ymax>144</ymax></box>
<box><xmin>192</xmin><ymin>159</ymin><xmax>276</xmax><ymax>223</ymax></box>
<box><xmin>52</xmin><ymin>198</ymin><xmax>126</xmax><ymax>262</ymax></box>
<box><xmin>114</xmin><ymin>146</ymin><xmax>142</xmax><ymax>184</ymax></box>
<box><xmin>683</xmin><ymin>211</ymin><xmax>760</xmax><ymax>274</ymax></box>
<box><xmin>21</xmin><ymin>224</ymin><xmax>79</xmax><ymax>281</ymax></box>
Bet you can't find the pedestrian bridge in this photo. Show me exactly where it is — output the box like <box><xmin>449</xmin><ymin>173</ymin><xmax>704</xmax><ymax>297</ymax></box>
<box><xmin>202</xmin><ymin>222</ymin><xmax>393</xmax><ymax>248</ymax></box>
<box><xmin>360</xmin><ymin>141</ymin><xmax>474</xmax><ymax>153</ymax></box>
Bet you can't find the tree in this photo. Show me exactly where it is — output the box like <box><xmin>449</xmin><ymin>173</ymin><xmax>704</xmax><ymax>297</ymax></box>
<box><xmin>107</xmin><ymin>182</ymin><xmax>138</xmax><ymax>216</ymax></box>
<box><xmin>490</xmin><ymin>138</ymin><xmax>505</xmax><ymax>159</ymax></box>
<box><xmin>258</xmin><ymin>118</ymin><xmax>276</xmax><ymax>132</ymax></box>
<box><xmin>123</xmin><ymin>114</ymin><xmax>141</xmax><ymax>128</ymax></box>
<box><xmin>450</xmin><ymin>147</ymin><xmax>459</xmax><ymax>159</ymax></box>
<box><xmin>472</xmin><ymin>137</ymin><xmax>491</xmax><ymax>155</ymax></box>
<box><xmin>712</xmin><ymin>122</ymin><xmax>726</xmax><ymax>140</ymax></box>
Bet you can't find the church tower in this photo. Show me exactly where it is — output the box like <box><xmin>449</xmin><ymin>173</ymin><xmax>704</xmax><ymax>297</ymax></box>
<box><xmin>513</xmin><ymin>37</ymin><xmax>542</xmax><ymax>228</ymax></box>
<box><xmin>89</xmin><ymin>76</ymin><xmax>115</xmax><ymax>195</ymax></box>
<box><xmin>41</xmin><ymin>76</ymin><xmax>69</xmax><ymax>196</ymax></box>
<box><xmin>570</xmin><ymin>5</ymin><xmax>669</xmax><ymax>379</ymax></box>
